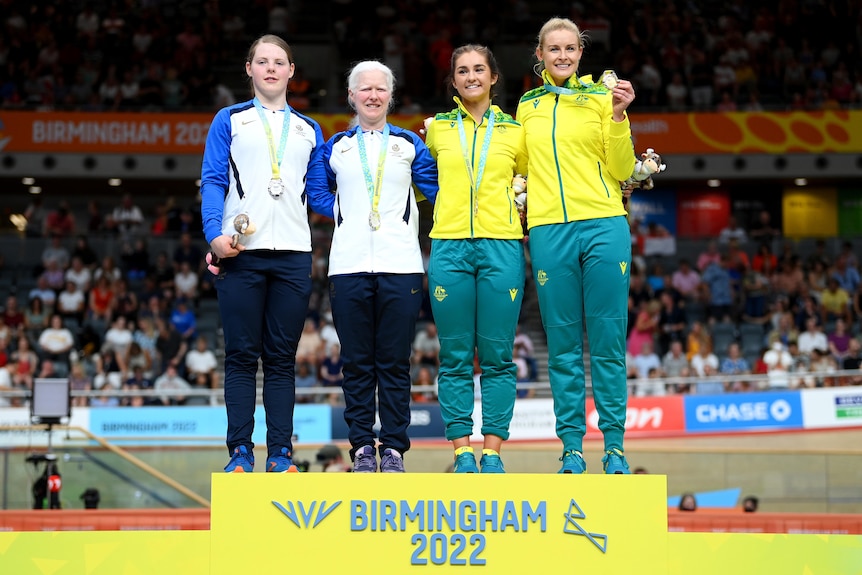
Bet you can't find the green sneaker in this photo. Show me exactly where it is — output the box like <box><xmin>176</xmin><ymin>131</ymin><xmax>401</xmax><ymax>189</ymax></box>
<box><xmin>558</xmin><ymin>450</ymin><xmax>587</xmax><ymax>474</ymax></box>
<box><xmin>602</xmin><ymin>448</ymin><xmax>631</xmax><ymax>474</ymax></box>
<box><xmin>479</xmin><ymin>454</ymin><xmax>505</xmax><ymax>474</ymax></box>
<box><xmin>453</xmin><ymin>451</ymin><xmax>479</xmax><ymax>473</ymax></box>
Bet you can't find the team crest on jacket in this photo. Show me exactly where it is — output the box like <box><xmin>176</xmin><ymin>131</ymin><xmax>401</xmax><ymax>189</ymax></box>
<box><xmin>537</xmin><ymin>270</ymin><xmax>548</xmax><ymax>286</ymax></box>
<box><xmin>391</xmin><ymin>143</ymin><xmax>402</xmax><ymax>157</ymax></box>
<box><xmin>575</xmin><ymin>95</ymin><xmax>589</xmax><ymax>105</ymax></box>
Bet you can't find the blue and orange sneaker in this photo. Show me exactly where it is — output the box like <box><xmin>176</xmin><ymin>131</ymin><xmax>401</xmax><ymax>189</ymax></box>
<box><xmin>602</xmin><ymin>448</ymin><xmax>631</xmax><ymax>474</ymax></box>
<box><xmin>266</xmin><ymin>447</ymin><xmax>299</xmax><ymax>473</ymax></box>
<box><xmin>225</xmin><ymin>445</ymin><xmax>254</xmax><ymax>473</ymax></box>
<box><xmin>558</xmin><ymin>450</ymin><xmax>587</xmax><ymax>474</ymax></box>
<box><xmin>479</xmin><ymin>450</ymin><xmax>505</xmax><ymax>474</ymax></box>
<box><xmin>380</xmin><ymin>449</ymin><xmax>405</xmax><ymax>473</ymax></box>
<box><xmin>453</xmin><ymin>447</ymin><xmax>478</xmax><ymax>473</ymax></box>
<box><xmin>353</xmin><ymin>445</ymin><xmax>378</xmax><ymax>473</ymax></box>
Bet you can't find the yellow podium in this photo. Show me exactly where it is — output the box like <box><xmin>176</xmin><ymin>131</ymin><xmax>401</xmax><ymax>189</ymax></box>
<box><xmin>211</xmin><ymin>473</ymin><xmax>669</xmax><ymax>573</ymax></box>
<box><xmin>2</xmin><ymin>474</ymin><xmax>862</xmax><ymax>574</ymax></box>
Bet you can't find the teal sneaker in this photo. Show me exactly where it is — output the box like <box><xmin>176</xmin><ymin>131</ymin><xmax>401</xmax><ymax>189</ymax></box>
<box><xmin>225</xmin><ymin>445</ymin><xmax>254</xmax><ymax>473</ymax></box>
<box><xmin>602</xmin><ymin>448</ymin><xmax>631</xmax><ymax>474</ymax></box>
<box><xmin>479</xmin><ymin>454</ymin><xmax>505</xmax><ymax>474</ymax></box>
<box><xmin>558</xmin><ymin>450</ymin><xmax>587</xmax><ymax>474</ymax></box>
<box><xmin>266</xmin><ymin>447</ymin><xmax>299</xmax><ymax>473</ymax></box>
<box><xmin>453</xmin><ymin>451</ymin><xmax>479</xmax><ymax>473</ymax></box>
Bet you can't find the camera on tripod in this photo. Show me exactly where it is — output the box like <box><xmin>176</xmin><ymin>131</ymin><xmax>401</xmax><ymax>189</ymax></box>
<box><xmin>28</xmin><ymin>378</ymin><xmax>70</xmax><ymax>510</ymax></box>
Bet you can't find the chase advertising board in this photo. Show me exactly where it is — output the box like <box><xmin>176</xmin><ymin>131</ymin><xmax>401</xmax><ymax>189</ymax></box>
<box><xmin>684</xmin><ymin>391</ymin><xmax>803</xmax><ymax>433</ymax></box>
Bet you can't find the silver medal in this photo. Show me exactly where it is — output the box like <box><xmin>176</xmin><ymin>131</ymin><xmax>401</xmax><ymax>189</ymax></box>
<box><xmin>368</xmin><ymin>210</ymin><xmax>381</xmax><ymax>230</ymax></box>
<box><xmin>268</xmin><ymin>178</ymin><xmax>284</xmax><ymax>198</ymax></box>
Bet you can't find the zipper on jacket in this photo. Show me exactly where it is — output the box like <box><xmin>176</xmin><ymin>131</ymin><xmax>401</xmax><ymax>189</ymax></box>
<box><xmin>506</xmin><ymin>187</ymin><xmax>513</xmax><ymax>224</ymax></box>
<box><xmin>470</xmin><ymin>118</ymin><xmax>479</xmax><ymax>239</ymax></box>
<box><xmin>551</xmin><ymin>94</ymin><xmax>568</xmax><ymax>222</ymax></box>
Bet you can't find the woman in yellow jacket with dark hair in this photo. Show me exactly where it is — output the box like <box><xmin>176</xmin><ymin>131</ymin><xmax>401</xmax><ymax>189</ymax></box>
<box><xmin>517</xmin><ymin>17</ymin><xmax>637</xmax><ymax>475</ymax></box>
<box><xmin>426</xmin><ymin>44</ymin><xmax>528</xmax><ymax>474</ymax></box>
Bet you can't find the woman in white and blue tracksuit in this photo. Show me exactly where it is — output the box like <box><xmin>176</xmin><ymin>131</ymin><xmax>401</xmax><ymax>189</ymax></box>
<box><xmin>200</xmin><ymin>35</ymin><xmax>334</xmax><ymax>474</ymax></box>
<box><xmin>305</xmin><ymin>61</ymin><xmax>438</xmax><ymax>472</ymax></box>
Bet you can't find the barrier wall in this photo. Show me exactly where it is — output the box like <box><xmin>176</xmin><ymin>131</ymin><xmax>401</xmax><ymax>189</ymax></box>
<box><xmin>3</xmin><ymin>508</ymin><xmax>862</xmax><ymax>535</ymax></box>
<box><xmin>3</xmin><ymin>386</ymin><xmax>862</xmax><ymax>448</ymax></box>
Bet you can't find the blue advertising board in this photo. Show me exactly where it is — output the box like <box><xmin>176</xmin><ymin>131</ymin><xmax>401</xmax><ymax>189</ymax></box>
<box><xmin>88</xmin><ymin>404</ymin><xmax>332</xmax><ymax>445</ymax></box>
<box><xmin>330</xmin><ymin>403</ymin><xmax>445</xmax><ymax>441</ymax></box>
<box><xmin>683</xmin><ymin>391</ymin><xmax>804</xmax><ymax>433</ymax></box>
<box><xmin>628</xmin><ymin>188</ymin><xmax>677</xmax><ymax>235</ymax></box>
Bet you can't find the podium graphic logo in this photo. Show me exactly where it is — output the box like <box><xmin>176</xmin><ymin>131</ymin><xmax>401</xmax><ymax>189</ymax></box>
<box><xmin>273</xmin><ymin>500</ymin><xmax>341</xmax><ymax>529</ymax></box>
<box><xmin>562</xmin><ymin>499</ymin><xmax>607</xmax><ymax>553</ymax></box>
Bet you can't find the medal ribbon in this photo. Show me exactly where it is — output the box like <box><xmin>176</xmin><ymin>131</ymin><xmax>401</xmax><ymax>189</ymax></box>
<box><xmin>356</xmin><ymin>123</ymin><xmax>390</xmax><ymax>216</ymax></box>
<box><xmin>541</xmin><ymin>69</ymin><xmax>588</xmax><ymax>95</ymax></box>
<box><xmin>456</xmin><ymin>109</ymin><xmax>494</xmax><ymax>215</ymax></box>
<box><xmin>253</xmin><ymin>97</ymin><xmax>291</xmax><ymax>180</ymax></box>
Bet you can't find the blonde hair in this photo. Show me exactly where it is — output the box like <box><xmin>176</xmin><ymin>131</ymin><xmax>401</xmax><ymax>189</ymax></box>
<box><xmin>535</xmin><ymin>17</ymin><xmax>587</xmax><ymax>75</ymax></box>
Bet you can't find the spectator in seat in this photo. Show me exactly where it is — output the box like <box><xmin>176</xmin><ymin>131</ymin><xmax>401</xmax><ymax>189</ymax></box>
<box><xmin>820</xmin><ymin>277</ymin><xmax>851</xmax><ymax>325</ymax></box>
<box><xmin>37</xmin><ymin>314</ymin><xmax>76</xmax><ymax>373</ymax></box>
<box><xmin>798</xmin><ymin>317</ymin><xmax>828</xmax><ymax>361</ymax></box>
<box><xmin>153</xmin><ymin>364</ymin><xmax>192</xmax><ymax>406</ymax></box>
<box><xmin>185</xmin><ymin>335</ymin><xmax>219</xmax><ymax>389</ymax></box>
<box><xmin>718</xmin><ymin>215</ymin><xmax>748</xmax><ymax>245</ymax></box>
<box><xmin>671</xmin><ymin>259</ymin><xmax>701</xmax><ymax>301</ymax></box>
<box><xmin>720</xmin><ymin>342</ymin><xmax>752</xmax><ymax>391</ymax></box>
<box><xmin>763</xmin><ymin>341</ymin><xmax>793</xmax><ymax>390</ymax></box>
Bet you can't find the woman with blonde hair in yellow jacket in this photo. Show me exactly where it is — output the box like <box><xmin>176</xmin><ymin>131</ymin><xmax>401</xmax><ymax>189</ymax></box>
<box><xmin>517</xmin><ymin>17</ymin><xmax>637</xmax><ymax>475</ymax></box>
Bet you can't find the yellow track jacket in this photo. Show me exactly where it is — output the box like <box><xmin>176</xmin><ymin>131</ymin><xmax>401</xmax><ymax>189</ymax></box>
<box><xmin>426</xmin><ymin>98</ymin><xmax>528</xmax><ymax>239</ymax></box>
<box><xmin>516</xmin><ymin>70</ymin><xmax>635</xmax><ymax>229</ymax></box>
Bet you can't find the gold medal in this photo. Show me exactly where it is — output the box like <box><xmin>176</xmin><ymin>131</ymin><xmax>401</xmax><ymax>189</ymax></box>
<box><xmin>601</xmin><ymin>70</ymin><xmax>619</xmax><ymax>90</ymax></box>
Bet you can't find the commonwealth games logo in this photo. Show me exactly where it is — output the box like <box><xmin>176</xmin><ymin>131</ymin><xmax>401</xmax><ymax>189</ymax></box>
<box><xmin>273</xmin><ymin>500</ymin><xmax>341</xmax><ymax>529</ymax></box>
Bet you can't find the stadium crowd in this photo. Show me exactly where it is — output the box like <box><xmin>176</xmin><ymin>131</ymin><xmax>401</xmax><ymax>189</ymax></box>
<box><xmin>2</xmin><ymin>0</ymin><xmax>862</xmax><ymax>407</ymax></box>
<box><xmin>2</xmin><ymin>189</ymin><xmax>862</xmax><ymax>408</ymax></box>
<box><xmin>0</xmin><ymin>0</ymin><xmax>860</xmax><ymax>113</ymax></box>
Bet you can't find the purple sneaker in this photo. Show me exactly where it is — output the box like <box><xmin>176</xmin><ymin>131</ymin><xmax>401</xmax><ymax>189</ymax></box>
<box><xmin>380</xmin><ymin>449</ymin><xmax>405</xmax><ymax>473</ymax></box>
<box><xmin>353</xmin><ymin>445</ymin><xmax>378</xmax><ymax>473</ymax></box>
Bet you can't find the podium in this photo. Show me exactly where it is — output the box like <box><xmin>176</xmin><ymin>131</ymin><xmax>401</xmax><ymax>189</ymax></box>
<box><xmin>1</xmin><ymin>474</ymin><xmax>861</xmax><ymax>574</ymax></box>
<box><xmin>211</xmin><ymin>473</ymin><xmax>669</xmax><ymax>573</ymax></box>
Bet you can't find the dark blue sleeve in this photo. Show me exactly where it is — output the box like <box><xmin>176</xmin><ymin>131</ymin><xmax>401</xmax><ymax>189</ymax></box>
<box><xmin>407</xmin><ymin>130</ymin><xmax>439</xmax><ymax>205</ymax></box>
<box><xmin>304</xmin><ymin>122</ymin><xmax>336</xmax><ymax>218</ymax></box>
<box><xmin>200</xmin><ymin>108</ymin><xmax>231</xmax><ymax>245</ymax></box>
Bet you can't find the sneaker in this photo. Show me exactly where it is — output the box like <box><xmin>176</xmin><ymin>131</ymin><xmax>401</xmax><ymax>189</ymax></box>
<box><xmin>353</xmin><ymin>445</ymin><xmax>378</xmax><ymax>473</ymax></box>
<box><xmin>453</xmin><ymin>451</ymin><xmax>479</xmax><ymax>473</ymax></box>
<box><xmin>224</xmin><ymin>445</ymin><xmax>254</xmax><ymax>473</ymax></box>
<box><xmin>558</xmin><ymin>450</ymin><xmax>587</xmax><ymax>474</ymax></box>
<box><xmin>479</xmin><ymin>453</ymin><xmax>505</xmax><ymax>474</ymax></box>
<box><xmin>602</xmin><ymin>448</ymin><xmax>631</xmax><ymax>474</ymax></box>
<box><xmin>267</xmin><ymin>447</ymin><xmax>299</xmax><ymax>473</ymax></box>
<box><xmin>380</xmin><ymin>449</ymin><xmax>405</xmax><ymax>473</ymax></box>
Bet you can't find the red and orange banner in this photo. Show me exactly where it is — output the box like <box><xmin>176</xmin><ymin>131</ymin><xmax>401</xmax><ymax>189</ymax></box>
<box><xmin>0</xmin><ymin>110</ymin><xmax>858</xmax><ymax>154</ymax></box>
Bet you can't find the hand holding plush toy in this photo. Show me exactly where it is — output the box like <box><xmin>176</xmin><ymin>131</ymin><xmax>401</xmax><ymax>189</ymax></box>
<box><xmin>624</xmin><ymin>148</ymin><xmax>667</xmax><ymax>191</ymax></box>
